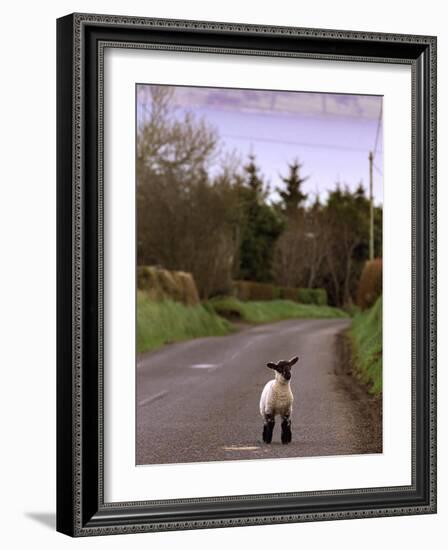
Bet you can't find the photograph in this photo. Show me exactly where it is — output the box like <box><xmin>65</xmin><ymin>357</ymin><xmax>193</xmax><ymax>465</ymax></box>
<box><xmin>135</xmin><ymin>84</ymin><xmax>384</xmax><ymax>466</ymax></box>
<box><xmin>54</xmin><ymin>9</ymin><xmax>436</xmax><ymax>537</ymax></box>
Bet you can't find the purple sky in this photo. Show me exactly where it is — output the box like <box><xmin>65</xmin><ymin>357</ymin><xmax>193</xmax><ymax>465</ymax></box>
<box><xmin>137</xmin><ymin>85</ymin><xmax>383</xmax><ymax>205</ymax></box>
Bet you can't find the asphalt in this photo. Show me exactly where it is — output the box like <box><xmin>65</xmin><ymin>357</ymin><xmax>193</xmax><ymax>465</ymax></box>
<box><xmin>136</xmin><ymin>318</ymin><xmax>381</xmax><ymax>465</ymax></box>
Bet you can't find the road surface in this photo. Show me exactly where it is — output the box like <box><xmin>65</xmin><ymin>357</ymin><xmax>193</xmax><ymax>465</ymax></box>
<box><xmin>136</xmin><ymin>318</ymin><xmax>381</xmax><ymax>465</ymax></box>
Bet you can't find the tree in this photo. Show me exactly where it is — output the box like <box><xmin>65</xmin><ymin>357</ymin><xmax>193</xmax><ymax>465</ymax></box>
<box><xmin>273</xmin><ymin>159</ymin><xmax>316</xmax><ymax>287</ymax></box>
<box><xmin>236</xmin><ymin>155</ymin><xmax>284</xmax><ymax>282</ymax></box>
<box><xmin>243</xmin><ymin>154</ymin><xmax>266</xmax><ymax>200</ymax></box>
<box><xmin>273</xmin><ymin>195</ymin><xmax>327</xmax><ymax>288</ymax></box>
<box><xmin>136</xmin><ymin>85</ymin><xmax>383</xmax><ymax>305</ymax></box>
<box><xmin>273</xmin><ymin>181</ymin><xmax>382</xmax><ymax>307</ymax></box>
<box><xmin>137</xmin><ymin>85</ymin><xmax>219</xmax><ymax>185</ymax></box>
<box><xmin>278</xmin><ymin>159</ymin><xmax>309</xmax><ymax>216</ymax></box>
<box><xmin>137</xmin><ymin>85</ymin><xmax>241</xmax><ymax>298</ymax></box>
<box><xmin>301</xmin><ymin>196</ymin><xmax>329</xmax><ymax>288</ymax></box>
<box><xmin>323</xmin><ymin>184</ymin><xmax>370</xmax><ymax>306</ymax></box>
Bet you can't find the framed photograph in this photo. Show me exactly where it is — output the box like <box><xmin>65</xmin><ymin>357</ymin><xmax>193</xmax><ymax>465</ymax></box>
<box><xmin>57</xmin><ymin>13</ymin><xmax>437</xmax><ymax>536</ymax></box>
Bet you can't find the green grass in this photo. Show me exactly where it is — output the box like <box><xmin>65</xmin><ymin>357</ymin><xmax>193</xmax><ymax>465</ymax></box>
<box><xmin>137</xmin><ymin>292</ymin><xmax>233</xmax><ymax>354</ymax></box>
<box><xmin>350</xmin><ymin>296</ymin><xmax>382</xmax><ymax>394</ymax></box>
<box><xmin>207</xmin><ymin>297</ymin><xmax>348</xmax><ymax>323</ymax></box>
<box><xmin>137</xmin><ymin>293</ymin><xmax>349</xmax><ymax>355</ymax></box>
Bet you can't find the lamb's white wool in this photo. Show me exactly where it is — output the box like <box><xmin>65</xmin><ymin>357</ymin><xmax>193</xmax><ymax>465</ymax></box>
<box><xmin>259</xmin><ymin>373</ymin><xmax>294</xmax><ymax>418</ymax></box>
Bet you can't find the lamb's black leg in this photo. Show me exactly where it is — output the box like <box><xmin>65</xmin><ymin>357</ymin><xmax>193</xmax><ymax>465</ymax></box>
<box><xmin>262</xmin><ymin>415</ymin><xmax>275</xmax><ymax>444</ymax></box>
<box><xmin>281</xmin><ymin>416</ymin><xmax>292</xmax><ymax>444</ymax></box>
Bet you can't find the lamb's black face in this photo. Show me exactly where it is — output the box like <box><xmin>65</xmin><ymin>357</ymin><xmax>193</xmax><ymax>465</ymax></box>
<box><xmin>266</xmin><ymin>356</ymin><xmax>299</xmax><ymax>380</ymax></box>
<box><xmin>278</xmin><ymin>363</ymin><xmax>292</xmax><ymax>380</ymax></box>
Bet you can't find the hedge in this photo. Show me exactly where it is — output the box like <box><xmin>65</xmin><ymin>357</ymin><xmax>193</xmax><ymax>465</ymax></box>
<box><xmin>297</xmin><ymin>288</ymin><xmax>328</xmax><ymax>306</ymax></box>
<box><xmin>233</xmin><ymin>281</ymin><xmax>327</xmax><ymax>306</ymax></box>
<box><xmin>356</xmin><ymin>258</ymin><xmax>382</xmax><ymax>310</ymax></box>
<box><xmin>233</xmin><ymin>280</ymin><xmax>280</xmax><ymax>301</ymax></box>
<box><xmin>137</xmin><ymin>265</ymin><xmax>200</xmax><ymax>305</ymax></box>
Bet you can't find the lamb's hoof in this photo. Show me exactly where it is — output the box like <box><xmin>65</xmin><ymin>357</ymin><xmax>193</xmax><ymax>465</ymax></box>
<box><xmin>263</xmin><ymin>423</ymin><xmax>274</xmax><ymax>444</ymax></box>
<box><xmin>281</xmin><ymin>421</ymin><xmax>292</xmax><ymax>444</ymax></box>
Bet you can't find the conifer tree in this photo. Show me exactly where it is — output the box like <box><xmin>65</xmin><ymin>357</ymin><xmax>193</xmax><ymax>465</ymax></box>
<box><xmin>279</xmin><ymin>159</ymin><xmax>308</xmax><ymax>216</ymax></box>
<box><xmin>237</xmin><ymin>154</ymin><xmax>284</xmax><ymax>281</ymax></box>
<box><xmin>243</xmin><ymin>154</ymin><xmax>266</xmax><ymax>200</ymax></box>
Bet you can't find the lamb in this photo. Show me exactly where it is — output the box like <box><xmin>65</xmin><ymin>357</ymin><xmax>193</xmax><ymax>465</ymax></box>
<box><xmin>259</xmin><ymin>356</ymin><xmax>299</xmax><ymax>444</ymax></box>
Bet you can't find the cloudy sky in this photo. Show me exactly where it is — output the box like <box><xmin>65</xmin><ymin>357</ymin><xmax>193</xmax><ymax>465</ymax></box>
<box><xmin>137</xmin><ymin>85</ymin><xmax>383</xmax><ymax>204</ymax></box>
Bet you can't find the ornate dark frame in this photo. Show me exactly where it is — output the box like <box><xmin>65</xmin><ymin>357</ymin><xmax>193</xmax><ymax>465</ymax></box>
<box><xmin>56</xmin><ymin>13</ymin><xmax>437</xmax><ymax>537</ymax></box>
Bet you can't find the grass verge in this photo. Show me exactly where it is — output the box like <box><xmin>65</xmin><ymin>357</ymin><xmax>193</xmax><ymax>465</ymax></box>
<box><xmin>138</xmin><ymin>294</ymin><xmax>349</xmax><ymax>355</ymax></box>
<box><xmin>137</xmin><ymin>292</ymin><xmax>233</xmax><ymax>354</ymax></box>
<box><xmin>207</xmin><ymin>297</ymin><xmax>348</xmax><ymax>323</ymax></box>
<box><xmin>350</xmin><ymin>296</ymin><xmax>382</xmax><ymax>394</ymax></box>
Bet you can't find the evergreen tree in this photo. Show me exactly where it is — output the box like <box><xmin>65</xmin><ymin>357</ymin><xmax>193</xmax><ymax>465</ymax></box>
<box><xmin>237</xmin><ymin>154</ymin><xmax>284</xmax><ymax>282</ymax></box>
<box><xmin>243</xmin><ymin>154</ymin><xmax>266</xmax><ymax>200</ymax></box>
<box><xmin>278</xmin><ymin>159</ymin><xmax>308</xmax><ymax>216</ymax></box>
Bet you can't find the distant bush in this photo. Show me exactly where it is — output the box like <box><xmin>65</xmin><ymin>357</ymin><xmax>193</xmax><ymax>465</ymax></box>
<box><xmin>357</xmin><ymin>258</ymin><xmax>382</xmax><ymax>310</ymax></box>
<box><xmin>171</xmin><ymin>271</ymin><xmax>201</xmax><ymax>306</ymax></box>
<box><xmin>312</xmin><ymin>288</ymin><xmax>328</xmax><ymax>306</ymax></box>
<box><xmin>137</xmin><ymin>266</ymin><xmax>200</xmax><ymax>305</ymax></box>
<box><xmin>233</xmin><ymin>280</ymin><xmax>280</xmax><ymax>301</ymax></box>
<box><xmin>297</xmin><ymin>288</ymin><xmax>328</xmax><ymax>306</ymax></box>
<box><xmin>296</xmin><ymin>288</ymin><xmax>314</xmax><ymax>304</ymax></box>
<box><xmin>279</xmin><ymin>287</ymin><xmax>298</xmax><ymax>301</ymax></box>
<box><xmin>232</xmin><ymin>280</ymin><xmax>250</xmax><ymax>300</ymax></box>
<box><xmin>208</xmin><ymin>297</ymin><xmax>348</xmax><ymax>323</ymax></box>
<box><xmin>207</xmin><ymin>296</ymin><xmax>246</xmax><ymax>319</ymax></box>
<box><xmin>233</xmin><ymin>281</ymin><xmax>328</xmax><ymax>305</ymax></box>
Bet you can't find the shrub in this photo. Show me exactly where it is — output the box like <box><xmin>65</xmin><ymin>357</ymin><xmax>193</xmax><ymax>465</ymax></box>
<box><xmin>297</xmin><ymin>288</ymin><xmax>313</xmax><ymax>304</ymax></box>
<box><xmin>279</xmin><ymin>287</ymin><xmax>299</xmax><ymax>301</ymax></box>
<box><xmin>207</xmin><ymin>296</ymin><xmax>245</xmax><ymax>319</ymax></box>
<box><xmin>296</xmin><ymin>289</ymin><xmax>314</xmax><ymax>305</ymax></box>
<box><xmin>208</xmin><ymin>297</ymin><xmax>348</xmax><ymax>323</ymax></box>
<box><xmin>137</xmin><ymin>266</ymin><xmax>200</xmax><ymax>305</ymax></box>
<box><xmin>296</xmin><ymin>288</ymin><xmax>328</xmax><ymax>306</ymax></box>
<box><xmin>137</xmin><ymin>266</ymin><xmax>155</xmax><ymax>291</ymax></box>
<box><xmin>233</xmin><ymin>280</ymin><xmax>279</xmax><ymax>301</ymax></box>
<box><xmin>233</xmin><ymin>281</ymin><xmax>328</xmax><ymax>306</ymax></box>
<box><xmin>357</xmin><ymin>258</ymin><xmax>383</xmax><ymax>310</ymax></box>
<box><xmin>232</xmin><ymin>280</ymin><xmax>251</xmax><ymax>301</ymax></box>
<box><xmin>156</xmin><ymin>269</ymin><xmax>183</xmax><ymax>301</ymax></box>
<box><xmin>171</xmin><ymin>271</ymin><xmax>200</xmax><ymax>306</ymax></box>
<box><xmin>313</xmin><ymin>288</ymin><xmax>328</xmax><ymax>306</ymax></box>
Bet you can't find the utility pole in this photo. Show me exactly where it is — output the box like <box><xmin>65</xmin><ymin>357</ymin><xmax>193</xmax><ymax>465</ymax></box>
<box><xmin>369</xmin><ymin>151</ymin><xmax>374</xmax><ymax>261</ymax></box>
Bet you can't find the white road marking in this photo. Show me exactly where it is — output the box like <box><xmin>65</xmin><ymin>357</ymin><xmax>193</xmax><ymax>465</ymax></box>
<box><xmin>138</xmin><ymin>390</ymin><xmax>168</xmax><ymax>407</ymax></box>
<box><xmin>190</xmin><ymin>363</ymin><xmax>220</xmax><ymax>370</ymax></box>
<box><xmin>223</xmin><ymin>445</ymin><xmax>260</xmax><ymax>451</ymax></box>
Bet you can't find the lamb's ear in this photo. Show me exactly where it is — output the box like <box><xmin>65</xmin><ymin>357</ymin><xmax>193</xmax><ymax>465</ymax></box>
<box><xmin>266</xmin><ymin>362</ymin><xmax>277</xmax><ymax>369</ymax></box>
<box><xmin>289</xmin><ymin>356</ymin><xmax>299</xmax><ymax>366</ymax></box>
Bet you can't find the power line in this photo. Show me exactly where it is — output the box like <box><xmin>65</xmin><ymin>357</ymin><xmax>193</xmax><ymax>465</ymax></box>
<box><xmin>221</xmin><ymin>133</ymin><xmax>381</xmax><ymax>154</ymax></box>
<box><xmin>373</xmin><ymin>162</ymin><xmax>383</xmax><ymax>177</ymax></box>
<box><xmin>368</xmin><ymin>102</ymin><xmax>383</xmax><ymax>261</ymax></box>
<box><xmin>372</xmin><ymin>102</ymin><xmax>383</xmax><ymax>159</ymax></box>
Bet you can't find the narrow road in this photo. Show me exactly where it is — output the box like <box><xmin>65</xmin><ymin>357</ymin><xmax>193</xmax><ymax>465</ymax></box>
<box><xmin>136</xmin><ymin>318</ymin><xmax>381</xmax><ymax>465</ymax></box>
